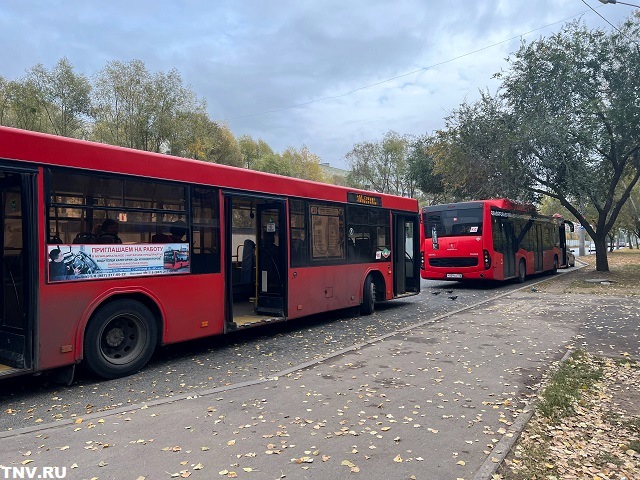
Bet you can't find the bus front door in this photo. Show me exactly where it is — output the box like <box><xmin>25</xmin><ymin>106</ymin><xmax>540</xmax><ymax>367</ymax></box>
<box><xmin>256</xmin><ymin>202</ymin><xmax>287</xmax><ymax>316</ymax></box>
<box><xmin>0</xmin><ymin>169</ymin><xmax>35</xmax><ymax>375</ymax></box>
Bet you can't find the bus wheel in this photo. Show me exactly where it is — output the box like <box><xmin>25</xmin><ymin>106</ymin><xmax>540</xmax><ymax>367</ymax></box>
<box><xmin>517</xmin><ymin>260</ymin><xmax>526</xmax><ymax>283</ymax></box>
<box><xmin>84</xmin><ymin>300</ymin><xmax>157</xmax><ymax>379</ymax></box>
<box><xmin>360</xmin><ymin>275</ymin><xmax>376</xmax><ymax>315</ymax></box>
<box><xmin>552</xmin><ymin>256</ymin><xmax>558</xmax><ymax>274</ymax></box>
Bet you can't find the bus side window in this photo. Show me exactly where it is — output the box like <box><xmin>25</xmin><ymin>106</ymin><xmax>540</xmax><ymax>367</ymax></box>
<box><xmin>73</xmin><ymin>232</ymin><xmax>96</xmax><ymax>244</ymax></box>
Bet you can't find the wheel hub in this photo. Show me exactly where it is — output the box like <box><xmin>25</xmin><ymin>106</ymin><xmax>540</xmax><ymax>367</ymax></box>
<box><xmin>105</xmin><ymin>327</ymin><xmax>125</xmax><ymax>347</ymax></box>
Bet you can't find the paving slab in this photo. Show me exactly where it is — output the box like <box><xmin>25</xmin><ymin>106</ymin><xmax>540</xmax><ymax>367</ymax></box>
<box><xmin>0</xmin><ymin>287</ymin><xmax>637</xmax><ymax>480</ymax></box>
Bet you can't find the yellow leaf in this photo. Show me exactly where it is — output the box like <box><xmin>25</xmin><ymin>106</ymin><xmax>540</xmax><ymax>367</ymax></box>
<box><xmin>457</xmin><ymin>460</ymin><xmax>466</xmax><ymax>466</ymax></box>
<box><xmin>21</xmin><ymin>460</ymin><xmax>34</xmax><ymax>465</ymax></box>
<box><xmin>545</xmin><ymin>463</ymin><xmax>554</xmax><ymax>469</ymax></box>
<box><xmin>227</xmin><ymin>439</ymin><xmax>236</xmax><ymax>446</ymax></box>
<box><xmin>74</xmin><ymin>418</ymin><xmax>83</xmax><ymax>424</ymax></box>
<box><xmin>218</xmin><ymin>470</ymin><xmax>229</xmax><ymax>476</ymax></box>
<box><xmin>393</xmin><ymin>455</ymin><xmax>403</xmax><ymax>463</ymax></box>
<box><xmin>341</xmin><ymin>460</ymin><xmax>356</xmax><ymax>468</ymax></box>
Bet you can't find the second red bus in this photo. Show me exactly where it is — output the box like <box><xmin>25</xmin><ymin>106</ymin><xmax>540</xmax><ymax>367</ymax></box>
<box><xmin>421</xmin><ymin>199</ymin><xmax>565</xmax><ymax>282</ymax></box>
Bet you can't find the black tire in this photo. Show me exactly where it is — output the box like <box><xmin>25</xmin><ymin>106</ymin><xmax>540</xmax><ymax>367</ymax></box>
<box><xmin>551</xmin><ymin>256</ymin><xmax>558</xmax><ymax>274</ymax></box>
<box><xmin>84</xmin><ymin>300</ymin><xmax>157</xmax><ymax>379</ymax></box>
<box><xmin>360</xmin><ymin>275</ymin><xmax>376</xmax><ymax>315</ymax></box>
<box><xmin>517</xmin><ymin>259</ymin><xmax>526</xmax><ymax>283</ymax></box>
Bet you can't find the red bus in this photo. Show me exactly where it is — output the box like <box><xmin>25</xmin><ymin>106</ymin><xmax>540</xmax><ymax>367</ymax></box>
<box><xmin>420</xmin><ymin>199</ymin><xmax>562</xmax><ymax>282</ymax></box>
<box><xmin>163</xmin><ymin>249</ymin><xmax>190</xmax><ymax>270</ymax></box>
<box><xmin>0</xmin><ymin>126</ymin><xmax>420</xmax><ymax>380</ymax></box>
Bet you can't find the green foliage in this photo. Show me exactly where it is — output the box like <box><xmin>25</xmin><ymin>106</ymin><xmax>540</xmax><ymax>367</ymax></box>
<box><xmin>253</xmin><ymin>145</ymin><xmax>328</xmax><ymax>182</ymax></box>
<box><xmin>26</xmin><ymin>58</ymin><xmax>91</xmax><ymax>137</ymax></box>
<box><xmin>92</xmin><ymin>60</ymin><xmax>205</xmax><ymax>153</ymax></box>
<box><xmin>0</xmin><ymin>57</ymin><xmax>331</xmax><ymax>177</ymax></box>
<box><xmin>238</xmin><ymin>135</ymin><xmax>274</xmax><ymax>169</ymax></box>
<box><xmin>406</xmin><ymin>135</ymin><xmax>445</xmax><ymax>203</ymax></box>
<box><xmin>346</xmin><ymin>130</ymin><xmax>417</xmax><ymax>197</ymax></box>
<box><xmin>412</xmin><ymin>14</ymin><xmax>640</xmax><ymax>270</ymax></box>
<box><xmin>501</xmin><ymin>16</ymin><xmax>640</xmax><ymax>270</ymax></box>
<box><xmin>538</xmin><ymin>350</ymin><xmax>604</xmax><ymax>423</ymax></box>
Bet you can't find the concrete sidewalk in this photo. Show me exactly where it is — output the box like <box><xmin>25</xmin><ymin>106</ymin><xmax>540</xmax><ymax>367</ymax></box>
<box><xmin>0</xmin><ymin>286</ymin><xmax>637</xmax><ymax>480</ymax></box>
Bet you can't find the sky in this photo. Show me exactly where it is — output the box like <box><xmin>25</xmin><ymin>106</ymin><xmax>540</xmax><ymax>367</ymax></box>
<box><xmin>0</xmin><ymin>1</ymin><xmax>636</xmax><ymax>169</ymax></box>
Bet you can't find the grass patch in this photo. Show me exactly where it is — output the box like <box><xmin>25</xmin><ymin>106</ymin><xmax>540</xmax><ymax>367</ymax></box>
<box><xmin>537</xmin><ymin>350</ymin><xmax>604</xmax><ymax>423</ymax></box>
<box><xmin>502</xmin><ymin>353</ymin><xmax>640</xmax><ymax>479</ymax></box>
<box><xmin>501</xmin><ymin>350</ymin><xmax>606</xmax><ymax>480</ymax></box>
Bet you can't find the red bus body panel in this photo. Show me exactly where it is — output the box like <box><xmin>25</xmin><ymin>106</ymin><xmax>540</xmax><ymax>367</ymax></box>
<box><xmin>421</xmin><ymin>199</ymin><xmax>560</xmax><ymax>282</ymax></box>
<box><xmin>287</xmin><ymin>264</ymin><xmax>392</xmax><ymax>319</ymax></box>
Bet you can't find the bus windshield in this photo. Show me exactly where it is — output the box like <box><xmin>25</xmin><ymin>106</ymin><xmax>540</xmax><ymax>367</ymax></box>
<box><xmin>424</xmin><ymin>207</ymin><xmax>484</xmax><ymax>238</ymax></box>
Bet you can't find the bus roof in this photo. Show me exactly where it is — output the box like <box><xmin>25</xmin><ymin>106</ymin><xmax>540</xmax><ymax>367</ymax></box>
<box><xmin>0</xmin><ymin>126</ymin><xmax>417</xmax><ymax>212</ymax></box>
<box><xmin>422</xmin><ymin>198</ymin><xmax>535</xmax><ymax>213</ymax></box>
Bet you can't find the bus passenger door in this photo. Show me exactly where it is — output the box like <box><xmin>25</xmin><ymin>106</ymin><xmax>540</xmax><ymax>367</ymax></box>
<box><xmin>393</xmin><ymin>214</ymin><xmax>420</xmax><ymax>295</ymax></box>
<box><xmin>0</xmin><ymin>170</ymin><xmax>35</xmax><ymax>374</ymax></box>
<box><xmin>503</xmin><ymin>221</ymin><xmax>515</xmax><ymax>278</ymax></box>
<box><xmin>256</xmin><ymin>202</ymin><xmax>287</xmax><ymax>316</ymax></box>
<box><xmin>534</xmin><ymin>225</ymin><xmax>544</xmax><ymax>271</ymax></box>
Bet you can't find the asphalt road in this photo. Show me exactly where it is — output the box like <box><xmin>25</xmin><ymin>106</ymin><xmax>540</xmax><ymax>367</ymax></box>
<box><xmin>0</xmin><ymin>273</ymin><xmax>556</xmax><ymax>432</ymax></box>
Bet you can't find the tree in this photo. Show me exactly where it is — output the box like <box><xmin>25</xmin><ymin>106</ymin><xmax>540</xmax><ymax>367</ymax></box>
<box><xmin>92</xmin><ymin>60</ymin><xmax>203</xmax><ymax>153</ymax></box>
<box><xmin>207</xmin><ymin>122</ymin><xmax>243</xmax><ymax>167</ymax></box>
<box><xmin>504</xmin><ymin>17</ymin><xmax>640</xmax><ymax>270</ymax></box>
<box><xmin>423</xmin><ymin>16</ymin><xmax>640</xmax><ymax>271</ymax></box>
<box><xmin>238</xmin><ymin>135</ymin><xmax>274</xmax><ymax>169</ymax></box>
<box><xmin>406</xmin><ymin>134</ymin><xmax>448</xmax><ymax>205</ymax></box>
<box><xmin>92</xmin><ymin>60</ymin><xmax>152</xmax><ymax>149</ymax></box>
<box><xmin>0</xmin><ymin>76</ymin><xmax>12</xmax><ymax>126</ymax></box>
<box><xmin>346</xmin><ymin>130</ymin><xmax>416</xmax><ymax>197</ymax></box>
<box><xmin>26</xmin><ymin>58</ymin><xmax>91</xmax><ymax>138</ymax></box>
<box><xmin>429</xmin><ymin>92</ymin><xmax>534</xmax><ymax>203</ymax></box>
<box><xmin>253</xmin><ymin>152</ymin><xmax>292</xmax><ymax>177</ymax></box>
<box><xmin>4</xmin><ymin>77</ymin><xmax>47</xmax><ymax>132</ymax></box>
<box><xmin>282</xmin><ymin>146</ymin><xmax>327</xmax><ymax>182</ymax></box>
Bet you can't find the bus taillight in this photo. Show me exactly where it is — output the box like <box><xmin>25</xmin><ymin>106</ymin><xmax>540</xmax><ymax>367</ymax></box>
<box><xmin>483</xmin><ymin>249</ymin><xmax>491</xmax><ymax>270</ymax></box>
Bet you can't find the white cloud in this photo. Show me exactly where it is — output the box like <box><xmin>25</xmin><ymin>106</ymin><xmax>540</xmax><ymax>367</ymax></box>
<box><xmin>0</xmin><ymin>0</ymin><xmax>634</xmax><ymax>168</ymax></box>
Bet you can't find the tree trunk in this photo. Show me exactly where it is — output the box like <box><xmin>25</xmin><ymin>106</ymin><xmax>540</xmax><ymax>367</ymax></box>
<box><xmin>593</xmin><ymin>234</ymin><xmax>610</xmax><ymax>272</ymax></box>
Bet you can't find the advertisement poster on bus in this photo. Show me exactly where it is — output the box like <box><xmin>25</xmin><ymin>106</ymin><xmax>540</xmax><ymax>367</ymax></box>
<box><xmin>47</xmin><ymin>243</ymin><xmax>190</xmax><ymax>282</ymax></box>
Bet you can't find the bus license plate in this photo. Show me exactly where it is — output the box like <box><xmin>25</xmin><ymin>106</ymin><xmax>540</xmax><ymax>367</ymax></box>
<box><xmin>446</xmin><ymin>273</ymin><xmax>463</xmax><ymax>279</ymax></box>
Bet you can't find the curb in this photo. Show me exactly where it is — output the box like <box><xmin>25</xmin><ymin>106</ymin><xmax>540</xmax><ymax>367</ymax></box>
<box><xmin>472</xmin><ymin>348</ymin><xmax>574</xmax><ymax>480</ymax></box>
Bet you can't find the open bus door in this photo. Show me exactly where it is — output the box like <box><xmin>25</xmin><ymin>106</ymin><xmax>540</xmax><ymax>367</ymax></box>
<box><xmin>0</xmin><ymin>168</ymin><xmax>36</xmax><ymax>378</ymax></box>
<box><xmin>559</xmin><ymin>219</ymin><xmax>574</xmax><ymax>268</ymax></box>
<box><xmin>256</xmin><ymin>202</ymin><xmax>287</xmax><ymax>316</ymax></box>
<box><xmin>393</xmin><ymin>213</ymin><xmax>420</xmax><ymax>296</ymax></box>
<box><xmin>225</xmin><ymin>194</ymin><xmax>287</xmax><ymax>330</ymax></box>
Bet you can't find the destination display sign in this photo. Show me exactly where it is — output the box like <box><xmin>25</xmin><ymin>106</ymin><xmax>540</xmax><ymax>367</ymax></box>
<box><xmin>347</xmin><ymin>192</ymin><xmax>382</xmax><ymax>206</ymax></box>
